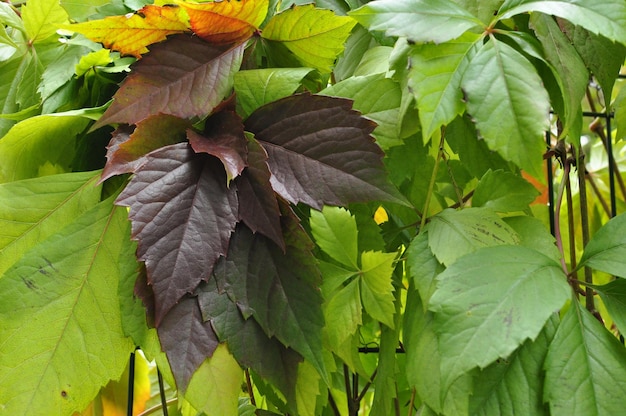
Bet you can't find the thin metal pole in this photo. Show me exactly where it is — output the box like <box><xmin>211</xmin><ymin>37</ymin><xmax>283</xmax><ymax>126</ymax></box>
<box><xmin>127</xmin><ymin>352</ymin><xmax>136</xmax><ymax>416</ymax></box>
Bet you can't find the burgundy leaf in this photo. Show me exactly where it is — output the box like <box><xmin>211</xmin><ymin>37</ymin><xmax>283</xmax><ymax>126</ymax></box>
<box><xmin>93</xmin><ymin>34</ymin><xmax>245</xmax><ymax>130</ymax></box>
<box><xmin>197</xmin><ymin>279</ymin><xmax>300</xmax><ymax>407</ymax></box>
<box><xmin>101</xmin><ymin>114</ymin><xmax>190</xmax><ymax>182</ymax></box>
<box><xmin>213</xmin><ymin>221</ymin><xmax>326</xmax><ymax>381</ymax></box>
<box><xmin>187</xmin><ymin>110</ymin><xmax>248</xmax><ymax>181</ymax></box>
<box><xmin>158</xmin><ymin>295</ymin><xmax>219</xmax><ymax>392</ymax></box>
<box><xmin>244</xmin><ymin>93</ymin><xmax>407</xmax><ymax>209</ymax></box>
<box><xmin>235</xmin><ymin>138</ymin><xmax>284</xmax><ymax>250</ymax></box>
<box><xmin>116</xmin><ymin>142</ymin><xmax>238</xmax><ymax>325</ymax></box>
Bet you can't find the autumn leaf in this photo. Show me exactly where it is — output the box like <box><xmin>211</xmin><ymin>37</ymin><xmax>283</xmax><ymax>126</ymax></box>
<box><xmin>92</xmin><ymin>34</ymin><xmax>245</xmax><ymax>130</ymax></box>
<box><xmin>116</xmin><ymin>143</ymin><xmax>238</xmax><ymax>325</ymax></box>
<box><xmin>178</xmin><ymin>0</ymin><xmax>268</xmax><ymax>44</ymax></box>
<box><xmin>64</xmin><ymin>4</ymin><xmax>189</xmax><ymax>58</ymax></box>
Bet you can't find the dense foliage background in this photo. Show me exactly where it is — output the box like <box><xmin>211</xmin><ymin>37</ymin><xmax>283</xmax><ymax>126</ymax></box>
<box><xmin>2</xmin><ymin>0</ymin><xmax>626</xmax><ymax>415</ymax></box>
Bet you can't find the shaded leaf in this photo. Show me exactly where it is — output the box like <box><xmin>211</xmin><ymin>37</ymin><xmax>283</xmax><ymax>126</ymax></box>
<box><xmin>429</xmin><ymin>245</ymin><xmax>570</xmax><ymax>388</ymax></box>
<box><xmin>116</xmin><ymin>143</ymin><xmax>238</xmax><ymax>324</ymax></box>
<box><xmin>64</xmin><ymin>4</ymin><xmax>188</xmax><ymax>58</ymax></box>
<box><xmin>407</xmin><ymin>32</ymin><xmax>480</xmax><ymax>141</ymax></box>
<box><xmin>498</xmin><ymin>0</ymin><xmax>626</xmax><ymax>46</ymax></box>
<box><xmin>462</xmin><ymin>38</ymin><xmax>550</xmax><ymax>179</ymax></box>
<box><xmin>323</xmin><ymin>278</ymin><xmax>361</xmax><ymax>350</ymax></box>
<box><xmin>310</xmin><ymin>206</ymin><xmax>359</xmax><ymax>269</ymax></box>
<box><xmin>234</xmin><ymin>138</ymin><xmax>284</xmax><ymax>250</ymax></box>
<box><xmin>22</xmin><ymin>0</ymin><xmax>68</xmax><ymax>43</ymax></box>
<box><xmin>101</xmin><ymin>115</ymin><xmax>190</xmax><ymax>181</ymax></box>
<box><xmin>0</xmin><ymin>171</ymin><xmax>102</xmax><ymax>276</ymax></box>
<box><xmin>503</xmin><ymin>215</ymin><xmax>561</xmax><ymax>262</ymax></box>
<box><xmin>427</xmin><ymin>207</ymin><xmax>519</xmax><ymax>266</ymax></box>
<box><xmin>544</xmin><ymin>300</ymin><xmax>626</xmax><ymax>415</ymax></box>
<box><xmin>179</xmin><ymin>0</ymin><xmax>268</xmax><ymax>44</ymax></box>
<box><xmin>262</xmin><ymin>4</ymin><xmax>356</xmax><ymax>72</ymax></box>
<box><xmin>360</xmin><ymin>250</ymin><xmax>396</xmax><ymax>328</ymax></box>
<box><xmin>469</xmin><ymin>316</ymin><xmax>557</xmax><ymax>416</ymax></box>
<box><xmin>157</xmin><ymin>295</ymin><xmax>219</xmax><ymax>392</ymax></box>
<box><xmin>472</xmin><ymin>169</ymin><xmax>539</xmax><ymax>212</ymax></box>
<box><xmin>93</xmin><ymin>35</ymin><xmax>245</xmax><ymax>129</ymax></box>
<box><xmin>591</xmin><ymin>279</ymin><xmax>626</xmax><ymax>339</ymax></box>
<box><xmin>213</xmin><ymin>223</ymin><xmax>328</xmax><ymax>382</ymax></box>
<box><xmin>295</xmin><ymin>360</ymin><xmax>322</xmax><ymax>416</ymax></box>
<box><xmin>245</xmin><ymin>93</ymin><xmax>406</xmax><ymax>209</ymax></box>
<box><xmin>234</xmin><ymin>68</ymin><xmax>314</xmax><ymax>118</ymax></box>
<box><xmin>406</xmin><ymin>231</ymin><xmax>444</xmax><ymax>309</ymax></box>
<box><xmin>349</xmin><ymin>0</ymin><xmax>482</xmax><ymax>44</ymax></box>
<box><xmin>0</xmin><ymin>200</ymin><xmax>134</xmax><ymax>415</ymax></box>
<box><xmin>188</xmin><ymin>110</ymin><xmax>248</xmax><ymax>181</ymax></box>
<box><xmin>578</xmin><ymin>212</ymin><xmax>626</xmax><ymax>277</ymax></box>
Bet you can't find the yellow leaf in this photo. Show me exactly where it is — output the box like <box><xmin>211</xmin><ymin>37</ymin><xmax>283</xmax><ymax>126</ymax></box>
<box><xmin>64</xmin><ymin>5</ymin><xmax>190</xmax><ymax>58</ymax></box>
<box><xmin>178</xmin><ymin>0</ymin><xmax>268</xmax><ymax>44</ymax></box>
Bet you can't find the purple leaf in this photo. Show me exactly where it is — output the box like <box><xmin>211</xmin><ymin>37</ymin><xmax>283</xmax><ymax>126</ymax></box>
<box><xmin>93</xmin><ymin>34</ymin><xmax>245</xmax><ymax>130</ymax></box>
<box><xmin>245</xmin><ymin>93</ymin><xmax>407</xmax><ymax>209</ymax></box>
<box><xmin>116</xmin><ymin>143</ymin><xmax>238</xmax><ymax>325</ymax></box>
<box><xmin>158</xmin><ymin>295</ymin><xmax>219</xmax><ymax>392</ymax></box>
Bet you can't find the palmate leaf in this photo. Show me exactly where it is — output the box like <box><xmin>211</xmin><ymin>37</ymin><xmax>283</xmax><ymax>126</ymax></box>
<box><xmin>22</xmin><ymin>0</ymin><xmax>68</xmax><ymax>43</ymax></box>
<box><xmin>92</xmin><ymin>35</ymin><xmax>245</xmax><ymax>130</ymax></box>
<box><xmin>0</xmin><ymin>198</ymin><xmax>135</xmax><ymax>415</ymax></box>
<box><xmin>578</xmin><ymin>212</ymin><xmax>626</xmax><ymax>277</ymax></box>
<box><xmin>0</xmin><ymin>171</ymin><xmax>102</xmax><ymax>276</ymax></box>
<box><xmin>590</xmin><ymin>279</ymin><xmax>626</xmax><ymax>341</ymax></box>
<box><xmin>349</xmin><ymin>0</ymin><xmax>483</xmax><ymax>44</ymax></box>
<box><xmin>360</xmin><ymin>250</ymin><xmax>396</xmax><ymax>329</ymax></box>
<box><xmin>310</xmin><ymin>206</ymin><xmax>359</xmax><ymax>269</ymax></box>
<box><xmin>179</xmin><ymin>0</ymin><xmax>268</xmax><ymax>44</ymax></box>
<box><xmin>544</xmin><ymin>300</ymin><xmax>626</xmax><ymax>415</ymax></box>
<box><xmin>262</xmin><ymin>4</ymin><xmax>356</xmax><ymax>73</ymax></box>
<box><xmin>428</xmin><ymin>245</ymin><xmax>570</xmax><ymax>388</ymax></box>
<box><xmin>498</xmin><ymin>0</ymin><xmax>626</xmax><ymax>46</ymax></box>
<box><xmin>245</xmin><ymin>93</ymin><xmax>407</xmax><ymax>209</ymax></box>
<box><xmin>116</xmin><ymin>143</ymin><xmax>238</xmax><ymax>325</ymax></box>
<box><xmin>462</xmin><ymin>38</ymin><xmax>550</xmax><ymax>179</ymax></box>
<box><xmin>64</xmin><ymin>4</ymin><xmax>189</xmax><ymax>58</ymax></box>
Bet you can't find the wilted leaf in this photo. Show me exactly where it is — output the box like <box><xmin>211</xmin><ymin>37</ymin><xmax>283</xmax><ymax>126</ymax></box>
<box><xmin>429</xmin><ymin>245</ymin><xmax>570</xmax><ymax>388</ymax></box>
<box><xmin>0</xmin><ymin>200</ymin><xmax>135</xmax><ymax>415</ymax></box>
<box><xmin>245</xmin><ymin>93</ymin><xmax>406</xmax><ymax>209</ymax></box>
<box><xmin>116</xmin><ymin>143</ymin><xmax>238</xmax><ymax>324</ymax></box>
<box><xmin>462</xmin><ymin>38</ymin><xmax>550</xmax><ymax>179</ymax></box>
<box><xmin>544</xmin><ymin>300</ymin><xmax>626</xmax><ymax>415</ymax></box>
<box><xmin>427</xmin><ymin>207</ymin><xmax>519</xmax><ymax>266</ymax></box>
<box><xmin>101</xmin><ymin>115</ymin><xmax>191</xmax><ymax>181</ymax></box>
<box><xmin>179</xmin><ymin>0</ymin><xmax>268</xmax><ymax>44</ymax></box>
<box><xmin>0</xmin><ymin>171</ymin><xmax>102</xmax><ymax>276</ymax></box>
<box><xmin>234</xmin><ymin>138</ymin><xmax>284</xmax><ymax>250</ymax></box>
<box><xmin>157</xmin><ymin>295</ymin><xmax>219</xmax><ymax>392</ymax></box>
<box><xmin>188</xmin><ymin>110</ymin><xmax>248</xmax><ymax>181</ymax></box>
<box><xmin>93</xmin><ymin>35</ymin><xmax>245</xmax><ymax>130</ymax></box>
<box><xmin>349</xmin><ymin>0</ymin><xmax>482</xmax><ymax>44</ymax></box>
<box><xmin>578</xmin><ymin>213</ymin><xmax>626</xmax><ymax>277</ymax></box>
<box><xmin>64</xmin><ymin>4</ymin><xmax>189</xmax><ymax>58</ymax></box>
<box><xmin>262</xmin><ymin>4</ymin><xmax>356</xmax><ymax>72</ymax></box>
<box><xmin>310</xmin><ymin>206</ymin><xmax>359</xmax><ymax>269</ymax></box>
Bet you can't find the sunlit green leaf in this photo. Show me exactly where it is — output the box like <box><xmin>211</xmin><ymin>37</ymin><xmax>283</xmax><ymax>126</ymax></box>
<box><xmin>22</xmin><ymin>0</ymin><xmax>69</xmax><ymax>43</ymax></box>
<box><xmin>323</xmin><ymin>278</ymin><xmax>361</xmax><ymax>350</ymax></box>
<box><xmin>310</xmin><ymin>206</ymin><xmax>358</xmax><ymax>269</ymax></box>
<box><xmin>360</xmin><ymin>250</ymin><xmax>396</xmax><ymax>328</ymax></box>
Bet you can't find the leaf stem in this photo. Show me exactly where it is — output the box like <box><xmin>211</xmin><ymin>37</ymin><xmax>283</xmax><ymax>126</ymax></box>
<box><xmin>407</xmin><ymin>387</ymin><xmax>416</xmax><ymax>416</ymax></box>
<box><xmin>245</xmin><ymin>369</ymin><xmax>256</xmax><ymax>406</ymax></box>
<box><xmin>420</xmin><ymin>132</ymin><xmax>446</xmax><ymax>232</ymax></box>
<box><xmin>137</xmin><ymin>398</ymin><xmax>178</xmax><ymax>416</ymax></box>
<box><xmin>554</xmin><ymin>158</ymin><xmax>570</xmax><ymax>275</ymax></box>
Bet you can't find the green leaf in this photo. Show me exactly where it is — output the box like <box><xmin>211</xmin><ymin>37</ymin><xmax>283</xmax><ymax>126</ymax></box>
<box><xmin>530</xmin><ymin>13</ymin><xmax>588</xmax><ymax>139</ymax></box>
<box><xmin>262</xmin><ymin>4</ymin><xmax>357</xmax><ymax>73</ymax></box>
<box><xmin>0</xmin><ymin>171</ymin><xmax>102</xmax><ymax>276</ymax></box>
<box><xmin>472</xmin><ymin>169</ymin><xmax>539</xmax><ymax>212</ymax></box>
<box><xmin>427</xmin><ymin>207</ymin><xmax>520</xmax><ymax>266</ymax></box>
<box><xmin>333</xmin><ymin>26</ymin><xmax>373</xmax><ymax>82</ymax></box>
<box><xmin>0</xmin><ymin>200</ymin><xmax>135</xmax><ymax>415</ymax></box>
<box><xmin>323</xmin><ymin>278</ymin><xmax>361</xmax><ymax>350</ymax></box>
<box><xmin>498</xmin><ymin>0</ymin><xmax>626</xmax><ymax>46</ymax></box>
<box><xmin>295</xmin><ymin>360</ymin><xmax>322</xmax><ymax>416</ymax></box>
<box><xmin>22</xmin><ymin>0</ymin><xmax>69</xmax><ymax>43</ymax></box>
<box><xmin>349</xmin><ymin>0</ymin><xmax>483</xmax><ymax>44</ymax></box>
<box><xmin>429</xmin><ymin>245</ymin><xmax>570</xmax><ymax>388</ymax></box>
<box><xmin>469</xmin><ymin>316</ymin><xmax>556</xmax><ymax>416</ymax></box>
<box><xmin>406</xmin><ymin>231</ymin><xmax>444</xmax><ymax>309</ymax></box>
<box><xmin>310</xmin><ymin>206</ymin><xmax>358</xmax><ymax>269</ymax></box>
<box><xmin>0</xmin><ymin>113</ymin><xmax>89</xmax><ymax>183</ymax></box>
<box><xmin>360</xmin><ymin>250</ymin><xmax>396</xmax><ymax>328</ymax></box>
<box><xmin>578</xmin><ymin>212</ymin><xmax>626</xmax><ymax>277</ymax></box>
<box><xmin>462</xmin><ymin>38</ymin><xmax>550</xmax><ymax>179</ymax></box>
<box><xmin>544</xmin><ymin>300</ymin><xmax>626</xmax><ymax>415</ymax></box>
<box><xmin>407</xmin><ymin>32</ymin><xmax>480</xmax><ymax>141</ymax></box>
<box><xmin>353</xmin><ymin>45</ymin><xmax>392</xmax><ymax>76</ymax></box>
<box><xmin>592</xmin><ymin>279</ymin><xmax>626</xmax><ymax>336</ymax></box>
<box><xmin>182</xmin><ymin>344</ymin><xmax>243</xmax><ymax>416</ymax></box>
<box><xmin>503</xmin><ymin>215</ymin><xmax>561</xmax><ymax>262</ymax></box>
<box><xmin>321</xmin><ymin>73</ymin><xmax>404</xmax><ymax>149</ymax></box>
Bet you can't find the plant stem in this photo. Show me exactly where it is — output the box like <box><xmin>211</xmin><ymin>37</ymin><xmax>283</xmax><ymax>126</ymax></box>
<box><xmin>328</xmin><ymin>391</ymin><xmax>341</xmax><ymax>416</ymax></box>
<box><xmin>157</xmin><ymin>369</ymin><xmax>169</xmax><ymax>416</ymax></box>
<box><xmin>565</xmin><ymin>175</ymin><xmax>580</xmax><ymax>294</ymax></box>
<box><xmin>407</xmin><ymin>388</ymin><xmax>416</xmax><ymax>416</ymax></box>
<box><xmin>554</xmin><ymin>159</ymin><xmax>570</xmax><ymax>275</ymax></box>
<box><xmin>420</xmin><ymin>133</ymin><xmax>446</xmax><ymax>232</ymax></box>
<box><xmin>137</xmin><ymin>398</ymin><xmax>178</xmax><ymax>416</ymax></box>
<box><xmin>245</xmin><ymin>369</ymin><xmax>256</xmax><ymax>406</ymax></box>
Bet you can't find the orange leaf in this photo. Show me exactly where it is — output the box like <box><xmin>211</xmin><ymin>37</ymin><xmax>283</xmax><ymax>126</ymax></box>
<box><xmin>178</xmin><ymin>0</ymin><xmax>268</xmax><ymax>44</ymax></box>
<box><xmin>65</xmin><ymin>5</ymin><xmax>189</xmax><ymax>58</ymax></box>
